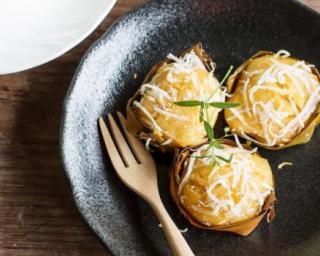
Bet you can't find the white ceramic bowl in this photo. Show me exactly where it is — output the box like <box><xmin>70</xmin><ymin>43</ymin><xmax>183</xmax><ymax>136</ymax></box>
<box><xmin>0</xmin><ymin>0</ymin><xmax>116</xmax><ymax>75</ymax></box>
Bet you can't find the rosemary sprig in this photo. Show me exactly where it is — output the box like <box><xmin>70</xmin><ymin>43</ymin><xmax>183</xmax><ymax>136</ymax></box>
<box><xmin>219</xmin><ymin>65</ymin><xmax>234</xmax><ymax>87</ymax></box>
<box><xmin>204</xmin><ymin>121</ymin><xmax>214</xmax><ymax>140</ymax></box>
<box><xmin>174</xmin><ymin>101</ymin><xmax>239</xmax><ymax>108</ymax></box>
<box><xmin>174</xmin><ymin>66</ymin><xmax>238</xmax><ymax>165</ymax></box>
<box><xmin>190</xmin><ymin>133</ymin><xmax>233</xmax><ymax>166</ymax></box>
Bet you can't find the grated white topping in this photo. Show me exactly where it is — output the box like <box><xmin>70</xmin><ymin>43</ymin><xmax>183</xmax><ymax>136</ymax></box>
<box><xmin>135</xmin><ymin>49</ymin><xmax>225</xmax><ymax>141</ymax></box>
<box><xmin>140</xmin><ymin>83</ymin><xmax>172</xmax><ymax>101</ymax></box>
<box><xmin>153</xmin><ymin>105</ymin><xmax>188</xmax><ymax>121</ymax></box>
<box><xmin>167</xmin><ymin>50</ymin><xmax>207</xmax><ymax>71</ymax></box>
<box><xmin>178</xmin><ymin>156</ymin><xmax>196</xmax><ymax>194</ymax></box>
<box><xmin>145</xmin><ymin>137</ymin><xmax>152</xmax><ymax>151</ymax></box>
<box><xmin>242</xmin><ymin>78</ymin><xmax>252</xmax><ymax>117</ymax></box>
<box><xmin>179</xmin><ymin>143</ymin><xmax>273</xmax><ymax>222</ymax></box>
<box><xmin>133</xmin><ymin>101</ymin><xmax>162</xmax><ymax>131</ymax></box>
<box><xmin>276</xmin><ymin>49</ymin><xmax>291</xmax><ymax>58</ymax></box>
<box><xmin>232</xmin><ymin>134</ymin><xmax>244</xmax><ymax>150</ymax></box>
<box><xmin>161</xmin><ymin>138</ymin><xmax>173</xmax><ymax>146</ymax></box>
<box><xmin>277</xmin><ymin>161</ymin><xmax>293</xmax><ymax>169</ymax></box>
<box><xmin>179</xmin><ymin>227</ymin><xmax>188</xmax><ymax>233</ymax></box>
<box><xmin>229</xmin><ymin>50</ymin><xmax>320</xmax><ymax>146</ymax></box>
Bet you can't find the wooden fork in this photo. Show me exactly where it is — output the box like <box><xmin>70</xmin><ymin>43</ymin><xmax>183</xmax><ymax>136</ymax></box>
<box><xmin>98</xmin><ymin>112</ymin><xmax>194</xmax><ymax>256</ymax></box>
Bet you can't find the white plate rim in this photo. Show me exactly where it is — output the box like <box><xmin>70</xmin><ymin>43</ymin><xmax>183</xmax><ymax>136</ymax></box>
<box><xmin>0</xmin><ymin>0</ymin><xmax>116</xmax><ymax>75</ymax></box>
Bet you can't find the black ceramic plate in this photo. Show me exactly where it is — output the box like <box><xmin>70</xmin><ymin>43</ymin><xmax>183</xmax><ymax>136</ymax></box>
<box><xmin>61</xmin><ymin>0</ymin><xmax>320</xmax><ymax>255</ymax></box>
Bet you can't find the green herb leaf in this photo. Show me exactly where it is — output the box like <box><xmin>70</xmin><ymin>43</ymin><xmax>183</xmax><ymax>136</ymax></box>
<box><xmin>208</xmin><ymin>102</ymin><xmax>240</xmax><ymax>108</ymax></box>
<box><xmin>199</xmin><ymin>102</ymin><xmax>205</xmax><ymax>122</ymax></box>
<box><xmin>216</xmin><ymin>154</ymin><xmax>233</xmax><ymax>163</ymax></box>
<box><xmin>174</xmin><ymin>100</ymin><xmax>202</xmax><ymax>107</ymax></box>
<box><xmin>204</xmin><ymin>121</ymin><xmax>214</xmax><ymax>140</ymax></box>
<box><xmin>212</xmin><ymin>140</ymin><xmax>224</xmax><ymax>149</ymax></box>
<box><xmin>219</xmin><ymin>65</ymin><xmax>234</xmax><ymax>86</ymax></box>
<box><xmin>214</xmin><ymin>158</ymin><xmax>222</xmax><ymax>167</ymax></box>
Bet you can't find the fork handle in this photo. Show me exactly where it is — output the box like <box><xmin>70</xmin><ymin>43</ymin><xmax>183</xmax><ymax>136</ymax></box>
<box><xmin>150</xmin><ymin>199</ymin><xmax>195</xmax><ymax>256</ymax></box>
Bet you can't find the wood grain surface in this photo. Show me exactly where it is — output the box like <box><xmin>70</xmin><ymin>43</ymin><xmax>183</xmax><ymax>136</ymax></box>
<box><xmin>0</xmin><ymin>0</ymin><xmax>318</xmax><ymax>255</ymax></box>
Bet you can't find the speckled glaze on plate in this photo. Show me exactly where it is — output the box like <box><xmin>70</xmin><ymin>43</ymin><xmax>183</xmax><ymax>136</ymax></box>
<box><xmin>60</xmin><ymin>0</ymin><xmax>320</xmax><ymax>255</ymax></box>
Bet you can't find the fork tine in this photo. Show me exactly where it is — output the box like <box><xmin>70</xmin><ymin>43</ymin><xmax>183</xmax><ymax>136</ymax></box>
<box><xmin>117</xmin><ymin>111</ymin><xmax>148</xmax><ymax>163</ymax></box>
<box><xmin>107</xmin><ymin>113</ymin><xmax>137</xmax><ymax>166</ymax></box>
<box><xmin>98</xmin><ymin>117</ymin><xmax>125</xmax><ymax>169</ymax></box>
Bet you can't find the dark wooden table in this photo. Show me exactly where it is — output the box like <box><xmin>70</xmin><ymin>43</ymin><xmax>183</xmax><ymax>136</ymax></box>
<box><xmin>0</xmin><ymin>0</ymin><xmax>318</xmax><ymax>255</ymax></box>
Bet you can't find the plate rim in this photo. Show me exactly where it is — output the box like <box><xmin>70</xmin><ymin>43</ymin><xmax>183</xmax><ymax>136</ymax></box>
<box><xmin>0</xmin><ymin>0</ymin><xmax>117</xmax><ymax>75</ymax></box>
<box><xmin>60</xmin><ymin>1</ymin><xmax>152</xmax><ymax>255</ymax></box>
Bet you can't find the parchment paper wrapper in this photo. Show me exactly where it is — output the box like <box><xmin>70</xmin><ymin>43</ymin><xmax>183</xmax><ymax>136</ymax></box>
<box><xmin>170</xmin><ymin>140</ymin><xmax>276</xmax><ymax>236</ymax></box>
<box><xmin>225</xmin><ymin>51</ymin><xmax>320</xmax><ymax>150</ymax></box>
<box><xmin>126</xmin><ymin>43</ymin><xmax>215</xmax><ymax>152</ymax></box>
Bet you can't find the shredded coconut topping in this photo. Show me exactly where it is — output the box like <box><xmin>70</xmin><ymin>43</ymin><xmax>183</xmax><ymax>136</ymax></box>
<box><xmin>145</xmin><ymin>137</ymin><xmax>152</xmax><ymax>151</ymax></box>
<box><xmin>228</xmin><ymin>50</ymin><xmax>320</xmax><ymax>146</ymax></box>
<box><xmin>179</xmin><ymin>143</ymin><xmax>273</xmax><ymax>222</ymax></box>
<box><xmin>277</xmin><ymin>161</ymin><xmax>293</xmax><ymax>169</ymax></box>
<box><xmin>134</xmin><ymin>49</ymin><xmax>225</xmax><ymax>144</ymax></box>
<box><xmin>179</xmin><ymin>227</ymin><xmax>189</xmax><ymax>233</ymax></box>
<box><xmin>276</xmin><ymin>50</ymin><xmax>291</xmax><ymax>58</ymax></box>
